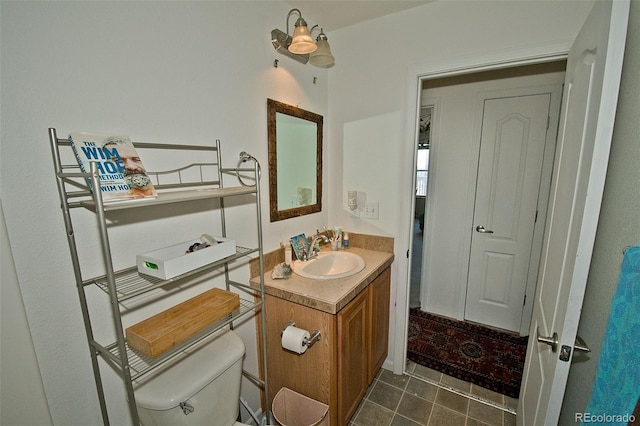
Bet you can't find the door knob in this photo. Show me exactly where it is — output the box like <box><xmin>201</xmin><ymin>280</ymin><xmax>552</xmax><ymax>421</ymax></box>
<box><xmin>573</xmin><ymin>334</ymin><xmax>591</xmax><ymax>353</ymax></box>
<box><xmin>536</xmin><ymin>327</ymin><xmax>559</xmax><ymax>353</ymax></box>
<box><xmin>476</xmin><ymin>225</ymin><xmax>494</xmax><ymax>234</ymax></box>
<box><xmin>559</xmin><ymin>334</ymin><xmax>591</xmax><ymax>362</ymax></box>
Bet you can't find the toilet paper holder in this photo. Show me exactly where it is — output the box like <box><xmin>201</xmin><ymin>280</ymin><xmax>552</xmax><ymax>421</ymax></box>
<box><xmin>282</xmin><ymin>322</ymin><xmax>321</xmax><ymax>349</ymax></box>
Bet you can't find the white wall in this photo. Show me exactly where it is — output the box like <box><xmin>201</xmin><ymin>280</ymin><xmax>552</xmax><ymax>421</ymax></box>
<box><xmin>0</xmin><ymin>2</ymin><xmax>329</xmax><ymax>425</ymax></box>
<box><xmin>1</xmin><ymin>203</ymin><xmax>53</xmax><ymax>425</ymax></box>
<box><xmin>327</xmin><ymin>1</ymin><xmax>593</xmax><ymax>373</ymax></box>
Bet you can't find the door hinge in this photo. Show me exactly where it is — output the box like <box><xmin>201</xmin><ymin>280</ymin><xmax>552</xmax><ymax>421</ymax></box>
<box><xmin>523</xmin><ymin>295</ymin><xmax>527</xmax><ymax>306</ymax></box>
<box><xmin>535</xmin><ymin>210</ymin><xmax>539</xmax><ymax>223</ymax></box>
<box><xmin>406</xmin><ymin>249</ymin><xmax>410</xmax><ymax>259</ymax></box>
<box><xmin>547</xmin><ymin>115</ymin><xmax>550</xmax><ymax>130</ymax></box>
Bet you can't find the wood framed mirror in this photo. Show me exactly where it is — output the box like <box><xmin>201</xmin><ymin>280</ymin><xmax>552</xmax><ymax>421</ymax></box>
<box><xmin>267</xmin><ymin>98</ymin><xmax>323</xmax><ymax>222</ymax></box>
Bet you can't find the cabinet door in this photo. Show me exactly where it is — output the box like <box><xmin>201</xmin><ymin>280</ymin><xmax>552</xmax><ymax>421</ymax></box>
<box><xmin>368</xmin><ymin>267</ymin><xmax>391</xmax><ymax>382</ymax></box>
<box><xmin>337</xmin><ymin>289</ymin><xmax>368</xmax><ymax>425</ymax></box>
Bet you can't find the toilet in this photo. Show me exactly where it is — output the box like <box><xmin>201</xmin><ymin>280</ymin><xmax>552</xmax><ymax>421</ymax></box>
<box><xmin>134</xmin><ymin>329</ymin><xmax>249</xmax><ymax>426</ymax></box>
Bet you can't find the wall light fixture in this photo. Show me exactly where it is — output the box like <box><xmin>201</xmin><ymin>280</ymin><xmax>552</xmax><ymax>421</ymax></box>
<box><xmin>271</xmin><ymin>8</ymin><xmax>335</xmax><ymax>68</ymax></box>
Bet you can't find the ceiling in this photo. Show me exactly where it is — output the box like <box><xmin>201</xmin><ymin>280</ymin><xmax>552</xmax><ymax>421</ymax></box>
<box><xmin>284</xmin><ymin>0</ymin><xmax>433</xmax><ymax>32</ymax></box>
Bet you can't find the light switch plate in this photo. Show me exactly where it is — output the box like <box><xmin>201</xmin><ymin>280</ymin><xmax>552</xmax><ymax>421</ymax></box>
<box><xmin>362</xmin><ymin>201</ymin><xmax>379</xmax><ymax>219</ymax></box>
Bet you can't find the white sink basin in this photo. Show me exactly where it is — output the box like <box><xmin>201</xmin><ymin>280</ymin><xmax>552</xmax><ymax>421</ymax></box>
<box><xmin>291</xmin><ymin>251</ymin><xmax>365</xmax><ymax>280</ymax></box>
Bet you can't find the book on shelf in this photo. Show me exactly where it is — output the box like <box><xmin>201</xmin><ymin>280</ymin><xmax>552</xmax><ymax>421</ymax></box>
<box><xmin>69</xmin><ymin>132</ymin><xmax>157</xmax><ymax>203</ymax></box>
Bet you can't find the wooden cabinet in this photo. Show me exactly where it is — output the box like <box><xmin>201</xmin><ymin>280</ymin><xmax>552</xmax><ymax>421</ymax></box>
<box><xmin>262</xmin><ymin>266</ymin><xmax>391</xmax><ymax>426</ymax></box>
<box><xmin>368</xmin><ymin>267</ymin><xmax>391</xmax><ymax>382</ymax></box>
<box><xmin>337</xmin><ymin>289</ymin><xmax>369</xmax><ymax>424</ymax></box>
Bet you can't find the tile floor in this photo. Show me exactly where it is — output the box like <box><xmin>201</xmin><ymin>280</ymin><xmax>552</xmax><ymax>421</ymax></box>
<box><xmin>349</xmin><ymin>361</ymin><xmax>517</xmax><ymax>426</ymax></box>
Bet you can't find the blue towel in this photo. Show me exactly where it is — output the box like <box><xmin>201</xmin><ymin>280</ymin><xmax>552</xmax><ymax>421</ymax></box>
<box><xmin>583</xmin><ymin>246</ymin><xmax>640</xmax><ymax>425</ymax></box>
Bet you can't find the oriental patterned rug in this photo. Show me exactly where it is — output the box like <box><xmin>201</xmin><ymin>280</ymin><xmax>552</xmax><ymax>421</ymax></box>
<box><xmin>407</xmin><ymin>308</ymin><xmax>528</xmax><ymax>398</ymax></box>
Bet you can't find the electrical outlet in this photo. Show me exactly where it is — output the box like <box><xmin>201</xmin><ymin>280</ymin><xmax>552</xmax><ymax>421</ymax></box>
<box><xmin>362</xmin><ymin>202</ymin><xmax>379</xmax><ymax>219</ymax></box>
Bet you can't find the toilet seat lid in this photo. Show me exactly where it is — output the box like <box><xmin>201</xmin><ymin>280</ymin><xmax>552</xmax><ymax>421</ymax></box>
<box><xmin>133</xmin><ymin>329</ymin><xmax>245</xmax><ymax>410</ymax></box>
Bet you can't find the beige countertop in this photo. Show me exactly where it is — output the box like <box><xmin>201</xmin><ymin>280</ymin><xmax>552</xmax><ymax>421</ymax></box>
<box><xmin>251</xmin><ymin>247</ymin><xmax>394</xmax><ymax>314</ymax></box>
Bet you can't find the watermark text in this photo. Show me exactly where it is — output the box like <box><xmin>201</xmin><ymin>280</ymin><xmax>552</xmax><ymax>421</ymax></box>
<box><xmin>576</xmin><ymin>412</ymin><xmax>636</xmax><ymax>423</ymax></box>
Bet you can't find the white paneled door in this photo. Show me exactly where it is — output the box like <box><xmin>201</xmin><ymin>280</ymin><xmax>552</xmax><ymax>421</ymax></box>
<box><xmin>518</xmin><ymin>0</ymin><xmax>629</xmax><ymax>424</ymax></box>
<box><xmin>465</xmin><ymin>93</ymin><xmax>556</xmax><ymax>333</ymax></box>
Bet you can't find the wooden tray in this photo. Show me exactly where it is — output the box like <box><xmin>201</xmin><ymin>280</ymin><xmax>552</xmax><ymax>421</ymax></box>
<box><xmin>126</xmin><ymin>288</ymin><xmax>240</xmax><ymax>357</ymax></box>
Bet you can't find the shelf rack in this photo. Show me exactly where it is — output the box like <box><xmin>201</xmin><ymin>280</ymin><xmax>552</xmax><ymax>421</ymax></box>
<box><xmin>48</xmin><ymin>128</ymin><xmax>268</xmax><ymax>425</ymax></box>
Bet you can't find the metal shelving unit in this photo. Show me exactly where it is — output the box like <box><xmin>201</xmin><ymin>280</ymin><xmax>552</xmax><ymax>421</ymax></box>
<box><xmin>48</xmin><ymin>128</ymin><xmax>268</xmax><ymax>425</ymax></box>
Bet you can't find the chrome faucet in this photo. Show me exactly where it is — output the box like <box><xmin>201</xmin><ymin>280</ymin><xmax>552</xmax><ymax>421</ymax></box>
<box><xmin>302</xmin><ymin>231</ymin><xmax>330</xmax><ymax>261</ymax></box>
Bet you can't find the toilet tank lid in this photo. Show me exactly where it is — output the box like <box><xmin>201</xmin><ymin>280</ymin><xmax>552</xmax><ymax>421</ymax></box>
<box><xmin>133</xmin><ymin>329</ymin><xmax>245</xmax><ymax>410</ymax></box>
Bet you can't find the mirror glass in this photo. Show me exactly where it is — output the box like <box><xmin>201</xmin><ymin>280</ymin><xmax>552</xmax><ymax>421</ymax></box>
<box><xmin>268</xmin><ymin>99</ymin><xmax>323</xmax><ymax>222</ymax></box>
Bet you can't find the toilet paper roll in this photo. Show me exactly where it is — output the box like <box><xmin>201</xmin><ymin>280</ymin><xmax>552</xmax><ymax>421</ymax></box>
<box><xmin>281</xmin><ymin>325</ymin><xmax>311</xmax><ymax>354</ymax></box>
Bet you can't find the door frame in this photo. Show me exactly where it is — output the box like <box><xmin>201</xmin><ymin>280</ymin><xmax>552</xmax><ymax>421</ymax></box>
<box><xmin>396</xmin><ymin>45</ymin><xmax>572</xmax><ymax>375</ymax></box>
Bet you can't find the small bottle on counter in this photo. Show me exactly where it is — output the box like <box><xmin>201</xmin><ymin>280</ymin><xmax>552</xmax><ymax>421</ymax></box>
<box><xmin>284</xmin><ymin>241</ymin><xmax>293</xmax><ymax>265</ymax></box>
<box><xmin>343</xmin><ymin>232</ymin><xmax>350</xmax><ymax>249</ymax></box>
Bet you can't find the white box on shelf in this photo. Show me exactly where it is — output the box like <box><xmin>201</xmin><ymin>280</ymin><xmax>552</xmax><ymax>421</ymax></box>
<box><xmin>137</xmin><ymin>236</ymin><xmax>236</xmax><ymax>279</ymax></box>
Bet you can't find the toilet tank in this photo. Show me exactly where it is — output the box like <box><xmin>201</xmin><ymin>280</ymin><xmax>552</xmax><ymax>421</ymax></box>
<box><xmin>134</xmin><ymin>329</ymin><xmax>245</xmax><ymax>426</ymax></box>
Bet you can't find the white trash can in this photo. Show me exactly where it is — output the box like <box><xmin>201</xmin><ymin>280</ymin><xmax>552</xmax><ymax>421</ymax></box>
<box><xmin>272</xmin><ymin>387</ymin><xmax>329</xmax><ymax>426</ymax></box>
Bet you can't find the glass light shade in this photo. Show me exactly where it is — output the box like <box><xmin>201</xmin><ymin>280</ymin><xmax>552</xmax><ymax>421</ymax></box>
<box><xmin>309</xmin><ymin>38</ymin><xmax>335</xmax><ymax>68</ymax></box>
<box><xmin>289</xmin><ymin>22</ymin><xmax>317</xmax><ymax>54</ymax></box>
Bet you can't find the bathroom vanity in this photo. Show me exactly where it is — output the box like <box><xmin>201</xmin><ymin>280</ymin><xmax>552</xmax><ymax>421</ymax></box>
<box><xmin>251</xmin><ymin>234</ymin><xmax>394</xmax><ymax>425</ymax></box>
